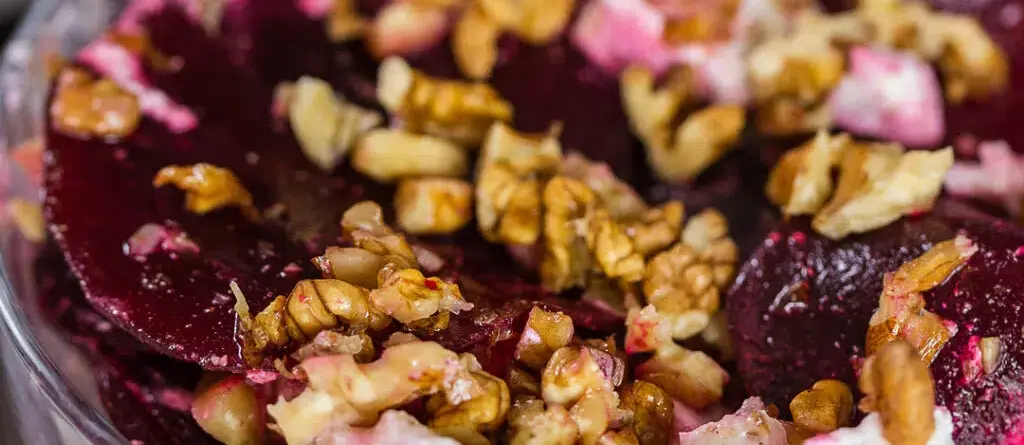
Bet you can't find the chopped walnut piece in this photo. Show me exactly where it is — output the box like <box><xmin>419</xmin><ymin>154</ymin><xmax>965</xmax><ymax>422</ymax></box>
<box><xmin>6</xmin><ymin>198</ymin><xmax>46</xmax><ymax>243</ymax></box>
<box><xmin>542</xmin><ymin>345</ymin><xmax>617</xmax><ymax>406</ymax></box>
<box><xmin>352</xmin><ymin>129</ymin><xmax>468</xmax><ymax>183</ymax></box>
<box><xmin>153</xmin><ymin>163</ymin><xmax>259</xmax><ymax>221</ymax></box>
<box><xmin>49</xmin><ymin>68</ymin><xmax>141</xmax><ymax>139</ymax></box>
<box><xmin>643</xmin><ymin>244</ymin><xmax>718</xmax><ymax>340</ymax></box>
<box><xmin>866</xmin><ymin>235</ymin><xmax>976</xmax><ymax>363</ymax></box>
<box><xmin>624</xmin><ymin>305</ymin><xmax>673</xmax><ymax>354</ymax></box>
<box><xmin>508</xmin><ymin>365</ymin><xmax>542</xmax><ymax>397</ymax></box>
<box><xmin>618</xmin><ymin>381</ymin><xmax>674</xmax><ymax>445</ymax></box>
<box><xmin>191</xmin><ymin>375</ymin><xmax>261</xmax><ymax>445</ymax></box>
<box><xmin>291</xmin><ymin>330</ymin><xmax>376</xmax><ymax>363</ymax></box>
<box><xmin>371</xmin><ymin>268</ymin><xmax>473</xmax><ymax>332</ymax></box>
<box><xmin>625</xmin><ymin>201</ymin><xmax>683</xmax><ymax>257</ymax></box>
<box><xmin>366</xmin><ymin>2</ymin><xmax>449</xmax><ymax>59</ymax></box>
<box><xmin>587</xmin><ymin>209</ymin><xmax>646</xmax><ymax>283</ymax></box>
<box><xmin>561</xmin><ymin>152</ymin><xmax>648</xmax><ymax>222</ymax></box>
<box><xmin>747</xmin><ymin>34</ymin><xmax>847</xmax><ymax>105</ymax></box>
<box><xmin>395</xmin><ymin>178</ymin><xmax>473</xmax><ymax>235</ymax></box>
<box><xmin>597</xmin><ymin>430</ymin><xmax>640</xmax><ymax>445</ymax></box>
<box><xmin>377</xmin><ymin>57</ymin><xmax>513</xmax><ymax>145</ymax></box>
<box><xmin>541</xmin><ymin>176</ymin><xmax>598</xmax><ymax>292</ymax></box>
<box><xmin>812</xmin><ymin>145</ymin><xmax>953</xmax><ymax>240</ymax></box>
<box><xmin>635</xmin><ymin>344</ymin><xmax>726</xmax><ymax>410</ymax></box>
<box><xmin>789</xmin><ymin>379</ymin><xmax>854</xmax><ymax>434</ymax></box>
<box><xmin>620</xmin><ymin>65</ymin><xmax>695</xmax><ymax>144</ymax></box>
<box><xmin>477</xmin><ymin>164</ymin><xmax>544</xmax><ymax>245</ymax></box>
<box><xmin>340</xmin><ymin>201</ymin><xmax>419</xmax><ymax>270</ymax></box>
<box><xmin>269</xmin><ymin>340</ymin><xmax>479</xmax><ymax>445</ymax></box>
<box><xmin>314</xmin><ymin>246</ymin><xmax>390</xmax><ymax>289</ymax></box>
<box><xmin>507</xmin><ymin>397</ymin><xmax>579</xmax><ymax>445</ymax></box>
<box><xmin>453</xmin><ymin>4</ymin><xmax>502</xmax><ymax>80</ymax></box>
<box><xmin>480</xmin><ymin>123</ymin><xmax>563</xmax><ymax>175</ymax></box>
<box><xmin>936</xmin><ymin>17</ymin><xmax>1008</xmax><ymax>103</ymax></box>
<box><xmin>327</xmin><ymin>0</ymin><xmax>368</xmax><ymax>42</ymax></box>
<box><xmin>756</xmin><ymin>98</ymin><xmax>832</xmax><ymax>136</ymax></box>
<box><xmin>681</xmin><ymin>209</ymin><xmax>738</xmax><ymax>289</ymax></box>
<box><xmin>766</xmin><ymin>131</ymin><xmax>849</xmax><ymax>216</ymax></box>
<box><xmin>515</xmin><ymin>306</ymin><xmax>576</xmax><ymax>370</ymax></box>
<box><xmin>476</xmin><ymin>123</ymin><xmax>561</xmax><ymax>244</ymax></box>
<box><xmin>238</xmin><ymin>279</ymin><xmax>391</xmax><ymax>366</ymax></box>
<box><xmin>858</xmin><ymin>341</ymin><xmax>936</xmax><ymax>445</ymax></box>
<box><xmin>646</xmin><ymin>105</ymin><xmax>746</xmax><ymax>182</ymax></box>
<box><xmin>570</xmin><ymin>389</ymin><xmax>622</xmax><ymax>445</ymax></box>
<box><xmin>427</xmin><ymin>354</ymin><xmax>511</xmax><ymax>433</ymax></box>
<box><xmin>287</xmin><ymin>77</ymin><xmax>382</xmax><ymax>172</ymax></box>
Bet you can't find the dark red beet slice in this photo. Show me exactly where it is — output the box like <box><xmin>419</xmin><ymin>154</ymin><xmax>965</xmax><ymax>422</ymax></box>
<box><xmin>726</xmin><ymin>201</ymin><xmax>1024</xmax><ymax>444</ymax></box>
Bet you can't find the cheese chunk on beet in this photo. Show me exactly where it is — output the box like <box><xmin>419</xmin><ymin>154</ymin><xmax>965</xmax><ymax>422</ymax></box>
<box><xmin>726</xmin><ymin>201</ymin><xmax>1024</xmax><ymax>444</ymax></box>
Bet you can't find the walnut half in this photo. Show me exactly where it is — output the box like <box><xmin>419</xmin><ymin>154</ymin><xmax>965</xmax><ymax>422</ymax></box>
<box><xmin>859</xmin><ymin>340</ymin><xmax>936</xmax><ymax>445</ymax></box>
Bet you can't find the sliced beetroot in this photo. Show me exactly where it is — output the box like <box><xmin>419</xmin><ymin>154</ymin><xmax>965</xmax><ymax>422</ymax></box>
<box><xmin>726</xmin><ymin>200</ymin><xmax>1024</xmax><ymax>444</ymax></box>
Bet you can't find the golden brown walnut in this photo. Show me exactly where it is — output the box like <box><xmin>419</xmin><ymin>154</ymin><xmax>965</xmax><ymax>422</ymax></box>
<box><xmin>50</xmin><ymin>68</ymin><xmax>140</xmax><ymax>139</ymax></box>
<box><xmin>681</xmin><ymin>209</ymin><xmax>738</xmax><ymax>289</ymax></box>
<box><xmin>541</xmin><ymin>176</ymin><xmax>598</xmax><ymax>292</ymax></box>
<box><xmin>507</xmin><ymin>397</ymin><xmax>579</xmax><ymax>445</ymax></box>
<box><xmin>291</xmin><ymin>330</ymin><xmax>376</xmax><ymax>363</ymax></box>
<box><xmin>756</xmin><ymin>98</ymin><xmax>832</xmax><ymax>136</ymax></box>
<box><xmin>512</xmin><ymin>0</ymin><xmax>575</xmax><ymax>44</ymax></box>
<box><xmin>371</xmin><ymin>268</ymin><xmax>473</xmax><ymax>331</ymax></box>
<box><xmin>866</xmin><ymin>235</ymin><xmax>976</xmax><ymax>362</ymax></box>
<box><xmin>515</xmin><ymin>306</ymin><xmax>576</xmax><ymax>370</ymax></box>
<box><xmin>327</xmin><ymin>0</ymin><xmax>368</xmax><ymax>42</ymax></box>
<box><xmin>6</xmin><ymin>198</ymin><xmax>46</xmax><ymax>243</ymax></box>
<box><xmin>618</xmin><ymin>381</ymin><xmax>674</xmax><ymax>445</ymax></box>
<box><xmin>191</xmin><ymin>376</ymin><xmax>261</xmax><ymax>445</ymax></box>
<box><xmin>542</xmin><ymin>346</ymin><xmax>616</xmax><ymax>406</ymax></box>
<box><xmin>453</xmin><ymin>4</ymin><xmax>502</xmax><ymax>80</ymax></box>
<box><xmin>377</xmin><ymin>57</ymin><xmax>513</xmax><ymax>145</ymax></box>
<box><xmin>508</xmin><ymin>365</ymin><xmax>542</xmax><ymax>397</ymax></box>
<box><xmin>480</xmin><ymin>123</ymin><xmax>563</xmax><ymax>175</ymax></box>
<box><xmin>476</xmin><ymin>123</ymin><xmax>561</xmax><ymax>245</ymax></box>
<box><xmin>234</xmin><ymin>279</ymin><xmax>390</xmax><ymax>366</ymax></box>
<box><xmin>340</xmin><ymin>201</ymin><xmax>419</xmax><ymax>270</ymax></box>
<box><xmin>351</xmin><ymin>129</ymin><xmax>468</xmax><ymax>182</ymax></box>
<box><xmin>561</xmin><ymin>152</ymin><xmax>648</xmax><ymax>222</ymax></box>
<box><xmin>428</xmin><ymin>360</ymin><xmax>511</xmax><ymax>433</ymax></box>
<box><xmin>858</xmin><ymin>341</ymin><xmax>936</xmax><ymax>445</ymax></box>
<box><xmin>747</xmin><ymin>35</ymin><xmax>846</xmax><ymax>105</ymax></box>
<box><xmin>287</xmin><ymin>76</ymin><xmax>382</xmax><ymax>172</ymax></box>
<box><xmin>587</xmin><ymin>209</ymin><xmax>646</xmax><ymax>283</ymax></box>
<box><xmin>789</xmin><ymin>379</ymin><xmax>854</xmax><ymax>434</ymax></box>
<box><xmin>477</xmin><ymin>163</ymin><xmax>545</xmax><ymax>245</ymax></box>
<box><xmin>153</xmin><ymin>163</ymin><xmax>259</xmax><ymax>221</ymax></box>
<box><xmin>394</xmin><ymin>178</ymin><xmax>473</xmax><ymax>235</ymax></box>
<box><xmin>620</xmin><ymin>65</ymin><xmax>695</xmax><ymax>144</ymax></box>
<box><xmin>766</xmin><ymin>131</ymin><xmax>848</xmax><ymax>216</ymax></box>
<box><xmin>812</xmin><ymin>145</ymin><xmax>953</xmax><ymax>240</ymax></box>
<box><xmin>365</xmin><ymin>2</ymin><xmax>448</xmax><ymax>59</ymax></box>
<box><xmin>570</xmin><ymin>389</ymin><xmax>622</xmax><ymax>445</ymax></box>
<box><xmin>646</xmin><ymin>105</ymin><xmax>746</xmax><ymax>182</ymax></box>
<box><xmin>268</xmin><ymin>340</ymin><xmax>483</xmax><ymax>444</ymax></box>
<box><xmin>936</xmin><ymin>17</ymin><xmax>1008</xmax><ymax>103</ymax></box>
<box><xmin>626</xmin><ymin>201</ymin><xmax>684</xmax><ymax>257</ymax></box>
<box><xmin>635</xmin><ymin>344</ymin><xmax>726</xmax><ymax>409</ymax></box>
<box><xmin>643</xmin><ymin>244</ymin><xmax>718</xmax><ymax>340</ymax></box>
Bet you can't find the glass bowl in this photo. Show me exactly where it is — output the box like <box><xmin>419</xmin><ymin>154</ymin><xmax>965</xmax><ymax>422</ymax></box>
<box><xmin>0</xmin><ymin>0</ymin><xmax>127</xmax><ymax>443</ymax></box>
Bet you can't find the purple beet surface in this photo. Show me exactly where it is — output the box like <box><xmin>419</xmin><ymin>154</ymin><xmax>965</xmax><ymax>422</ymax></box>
<box><xmin>726</xmin><ymin>200</ymin><xmax>1024</xmax><ymax>444</ymax></box>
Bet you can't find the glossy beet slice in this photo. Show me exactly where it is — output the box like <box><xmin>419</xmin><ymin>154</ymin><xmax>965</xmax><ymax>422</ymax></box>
<box><xmin>726</xmin><ymin>201</ymin><xmax>1024</xmax><ymax>444</ymax></box>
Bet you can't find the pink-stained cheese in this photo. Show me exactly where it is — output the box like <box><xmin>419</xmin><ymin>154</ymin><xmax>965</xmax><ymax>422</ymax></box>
<box><xmin>829</xmin><ymin>46</ymin><xmax>945</xmax><ymax>148</ymax></box>
<box><xmin>945</xmin><ymin>140</ymin><xmax>1024</xmax><ymax>217</ymax></box>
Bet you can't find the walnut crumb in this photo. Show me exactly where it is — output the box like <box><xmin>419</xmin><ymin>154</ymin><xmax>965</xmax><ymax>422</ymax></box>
<box><xmin>859</xmin><ymin>340</ymin><xmax>936</xmax><ymax>445</ymax></box>
<box><xmin>49</xmin><ymin>68</ymin><xmax>140</xmax><ymax>139</ymax></box>
<box><xmin>153</xmin><ymin>163</ymin><xmax>259</xmax><ymax>221</ymax></box>
<box><xmin>789</xmin><ymin>379</ymin><xmax>854</xmax><ymax>434</ymax></box>
<box><xmin>394</xmin><ymin>178</ymin><xmax>473</xmax><ymax>235</ymax></box>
